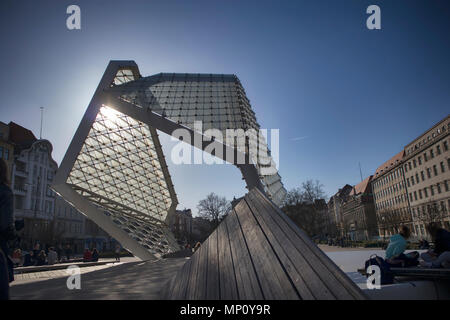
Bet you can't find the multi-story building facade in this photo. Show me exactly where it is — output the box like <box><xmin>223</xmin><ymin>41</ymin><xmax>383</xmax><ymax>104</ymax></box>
<box><xmin>54</xmin><ymin>195</ymin><xmax>86</xmax><ymax>253</ymax></box>
<box><xmin>327</xmin><ymin>184</ymin><xmax>353</xmax><ymax>237</ymax></box>
<box><xmin>169</xmin><ymin>209</ymin><xmax>193</xmax><ymax>244</ymax></box>
<box><xmin>0</xmin><ymin>122</ymin><xmax>14</xmax><ymax>182</ymax></box>
<box><xmin>2</xmin><ymin>121</ymin><xmax>114</xmax><ymax>251</ymax></box>
<box><xmin>6</xmin><ymin>122</ymin><xmax>58</xmax><ymax>248</ymax></box>
<box><xmin>372</xmin><ymin>151</ymin><xmax>412</xmax><ymax>239</ymax></box>
<box><xmin>403</xmin><ymin>115</ymin><xmax>450</xmax><ymax>238</ymax></box>
<box><xmin>341</xmin><ymin>176</ymin><xmax>378</xmax><ymax>241</ymax></box>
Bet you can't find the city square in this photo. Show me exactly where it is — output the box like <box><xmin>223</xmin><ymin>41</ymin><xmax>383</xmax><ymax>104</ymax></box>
<box><xmin>0</xmin><ymin>0</ymin><xmax>449</xmax><ymax>311</ymax></box>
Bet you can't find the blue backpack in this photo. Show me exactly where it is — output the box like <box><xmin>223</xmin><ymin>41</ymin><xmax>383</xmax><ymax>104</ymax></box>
<box><xmin>365</xmin><ymin>254</ymin><xmax>394</xmax><ymax>285</ymax></box>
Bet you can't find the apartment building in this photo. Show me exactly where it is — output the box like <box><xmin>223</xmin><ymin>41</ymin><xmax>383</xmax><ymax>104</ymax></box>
<box><xmin>327</xmin><ymin>184</ymin><xmax>353</xmax><ymax>236</ymax></box>
<box><xmin>342</xmin><ymin>176</ymin><xmax>378</xmax><ymax>241</ymax></box>
<box><xmin>372</xmin><ymin>151</ymin><xmax>412</xmax><ymax>239</ymax></box>
<box><xmin>403</xmin><ymin>115</ymin><xmax>450</xmax><ymax>238</ymax></box>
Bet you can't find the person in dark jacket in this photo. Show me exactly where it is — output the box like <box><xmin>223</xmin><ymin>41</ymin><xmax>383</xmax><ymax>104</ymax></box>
<box><xmin>0</xmin><ymin>159</ymin><xmax>14</xmax><ymax>300</ymax></box>
<box><xmin>91</xmin><ymin>248</ymin><xmax>99</xmax><ymax>262</ymax></box>
<box><xmin>420</xmin><ymin>223</ymin><xmax>450</xmax><ymax>268</ymax></box>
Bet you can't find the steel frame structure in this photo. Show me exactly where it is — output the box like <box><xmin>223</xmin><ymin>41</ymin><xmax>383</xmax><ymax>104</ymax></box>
<box><xmin>53</xmin><ymin>60</ymin><xmax>286</xmax><ymax>261</ymax></box>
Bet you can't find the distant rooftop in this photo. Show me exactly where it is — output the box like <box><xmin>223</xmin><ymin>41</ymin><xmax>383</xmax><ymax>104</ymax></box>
<box><xmin>373</xmin><ymin>150</ymin><xmax>405</xmax><ymax>178</ymax></box>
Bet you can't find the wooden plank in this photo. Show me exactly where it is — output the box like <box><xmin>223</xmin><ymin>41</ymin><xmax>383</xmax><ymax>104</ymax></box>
<box><xmin>194</xmin><ymin>238</ymin><xmax>210</xmax><ymax>299</ymax></box>
<box><xmin>166</xmin><ymin>188</ymin><xmax>366</xmax><ymax>300</ymax></box>
<box><xmin>234</xmin><ymin>200</ymin><xmax>299</xmax><ymax>300</ymax></box>
<box><xmin>225</xmin><ymin>210</ymin><xmax>264</xmax><ymax>299</ymax></box>
<box><xmin>244</xmin><ymin>195</ymin><xmax>327</xmax><ymax>299</ymax></box>
<box><xmin>249</xmin><ymin>188</ymin><xmax>366</xmax><ymax>300</ymax></box>
<box><xmin>206</xmin><ymin>230</ymin><xmax>220</xmax><ymax>299</ymax></box>
<box><xmin>217</xmin><ymin>220</ymin><xmax>239</xmax><ymax>299</ymax></box>
<box><xmin>186</xmin><ymin>244</ymin><xmax>202</xmax><ymax>299</ymax></box>
<box><xmin>172</xmin><ymin>257</ymin><xmax>194</xmax><ymax>299</ymax></box>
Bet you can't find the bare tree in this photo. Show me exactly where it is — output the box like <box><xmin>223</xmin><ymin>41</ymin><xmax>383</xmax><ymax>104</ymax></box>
<box><xmin>282</xmin><ymin>180</ymin><xmax>327</xmax><ymax>238</ymax></box>
<box><xmin>284</xmin><ymin>180</ymin><xmax>326</xmax><ymax>206</ymax></box>
<box><xmin>301</xmin><ymin>180</ymin><xmax>326</xmax><ymax>203</ymax></box>
<box><xmin>197</xmin><ymin>193</ymin><xmax>231</xmax><ymax>227</ymax></box>
<box><xmin>418</xmin><ymin>201</ymin><xmax>448</xmax><ymax>226</ymax></box>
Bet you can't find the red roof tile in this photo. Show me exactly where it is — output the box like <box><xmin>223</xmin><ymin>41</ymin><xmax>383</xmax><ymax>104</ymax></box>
<box><xmin>8</xmin><ymin>121</ymin><xmax>37</xmax><ymax>145</ymax></box>
<box><xmin>350</xmin><ymin>176</ymin><xmax>372</xmax><ymax>196</ymax></box>
<box><xmin>373</xmin><ymin>150</ymin><xmax>404</xmax><ymax>178</ymax></box>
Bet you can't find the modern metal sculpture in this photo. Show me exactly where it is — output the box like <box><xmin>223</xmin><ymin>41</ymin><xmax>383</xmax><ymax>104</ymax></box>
<box><xmin>52</xmin><ymin>61</ymin><xmax>286</xmax><ymax>260</ymax></box>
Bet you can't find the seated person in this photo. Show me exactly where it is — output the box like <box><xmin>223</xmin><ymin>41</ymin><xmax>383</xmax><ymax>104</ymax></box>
<box><xmin>420</xmin><ymin>223</ymin><xmax>450</xmax><ymax>268</ymax></box>
<box><xmin>35</xmin><ymin>250</ymin><xmax>47</xmax><ymax>266</ymax></box>
<box><xmin>11</xmin><ymin>249</ymin><xmax>22</xmax><ymax>267</ymax></box>
<box><xmin>91</xmin><ymin>248</ymin><xmax>99</xmax><ymax>262</ymax></box>
<box><xmin>83</xmin><ymin>248</ymin><xmax>92</xmax><ymax>262</ymax></box>
<box><xmin>385</xmin><ymin>226</ymin><xmax>418</xmax><ymax>267</ymax></box>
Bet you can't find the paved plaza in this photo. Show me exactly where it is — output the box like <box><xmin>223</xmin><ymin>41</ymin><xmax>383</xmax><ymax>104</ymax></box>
<box><xmin>9</xmin><ymin>246</ymin><xmax>431</xmax><ymax>299</ymax></box>
<box><xmin>10</xmin><ymin>257</ymin><xmax>187</xmax><ymax>300</ymax></box>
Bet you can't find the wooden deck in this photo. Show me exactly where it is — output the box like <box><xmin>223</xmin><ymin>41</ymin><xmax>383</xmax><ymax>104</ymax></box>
<box><xmin>165</xmin><ymin>188</ymin><xmax>366</xmax><ymax>300</ymax></box>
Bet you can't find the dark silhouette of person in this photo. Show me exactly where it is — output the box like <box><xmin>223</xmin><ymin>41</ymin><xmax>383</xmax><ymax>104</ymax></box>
<box><xmin>0</xmin><ymin>159</ymin><xmax>15</xmax><ymax>300</ymax></box>
<box><xmin>91</xmin><ymin>248</ymin><xmax>99</xmax><ymax>262</ymax></box>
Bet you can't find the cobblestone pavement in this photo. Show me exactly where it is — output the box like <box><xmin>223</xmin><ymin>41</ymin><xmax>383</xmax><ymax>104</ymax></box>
<box><xmin>10</xmin><ymin>257</ymin><xmax>188</xmax><ymax>300</ymax></box>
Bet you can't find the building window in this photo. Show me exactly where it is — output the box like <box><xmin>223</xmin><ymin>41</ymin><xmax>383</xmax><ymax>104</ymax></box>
<box><xmin>413</xmin><ymin>159</ymin><xmax>417</xmax><ymax>168</ymax></box>
<box><xmin>441</xmin><ymin>161</ymin><xmax>445</xmax><ymax>173</ymax></box>
<box><xmin>421</xmin><ymin>171</ymin><xmax>425</xmax><ymax>181</ymax></box>
<box><xmin>409</xmin><ymin>162</ymin><xmax>412</xmax><ymax>170</ymax></box>
<box><xmin>437</xmin><ymin>184</ymin><xmax>441</xmax><ymax>194</ymax></box>
<box><xmin>433</xmin><ymin>165</ymin><xmax>438</xmax><ymax>176</ymax></box>
<box><xmin>444</xmin><ymin>141</ymin><xmax>449</xmax><ymax>151</ymax></box>
<box><xmin>407</xmin><ymin>178</ymin><xmax>410</xmax><ymax>187</ymax></box>
<box><xmin>419</xmin><ymin>189</ymin><xmax>423</xmax><ymax>199</ymax></box>
<box><xmin>430</xmin><ymin>186</ymin><xmax>435</xmax><ymax>196</ymax></box>
<box><xmin>414</xmin><ymin>191</ymin><xmax>418</xmax><ymax>201</ymax></box>
<box><xmin>405</xmin><ymin>164</ymin><xmax>408</xmax><ymax>173</ymax></box>
<box><xmin>445</xmin><ymin>181</ymin><xmax>449</xmax><ymax>192</ymax></box>
<box><xmin>424</xmin><ymin>153</ymin><xmax>428</xmax><ymax>162</ymax></box>
<box><xmin>416</xmin><ymin>173</ymin><xmax>419</xmax><ymax>183</ymax></box>
<box><xmin>411</xmin><ymin>176</ymin><xmax>415</xmax><ymax>185</ymax></box>
<box><xmin>424</xmin><ymin>187</ymin><xmax>428</xmax><ymax>197</ymax></box>
<box><xmin>430</xmin><ymin>149</ymin><xmax>434</xmax><ymax>158</ymax></box>
<box><xmin>437</xmin><ymin>145</ymin><xmax>441</xmax><ymax>155</ymax></box>
<box><xmin>418</xmin><ymin>156</ymin><xmax>422</xmax><ymax>165</ymax></box>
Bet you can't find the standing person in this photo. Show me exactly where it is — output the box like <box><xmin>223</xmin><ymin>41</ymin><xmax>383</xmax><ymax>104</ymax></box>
<box><xmin>114</xmin><ymin>244</ymin><xmax>121</xmax><ymax>262</ymax></box>
<box><xmin>56</xmin><ymin>244</ymin><xmax>62</xmax><ymax>263</ymax></box>
<box><xmin>65</xmin><ymin>244</ymin><xmax>72</xmax><ymax>261</ymax></box>
<box><xmin>47</xmin><ymin>247</ymin><xmax>58</xmax><ymax>265</ymax></box>
<box><xmin>421</xmin><ymin>223</ymin><xmax>450</xmax><ymax>268</ymax></box>
<box><xmin>0</xmin><ymin>159</ymin><xmax>14</xmax><ymax>300</ymax></box>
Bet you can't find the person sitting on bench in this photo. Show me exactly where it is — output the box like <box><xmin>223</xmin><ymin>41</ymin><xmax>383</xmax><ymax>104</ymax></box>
<box><xmin>420</xmin><ymin>223</ymin><xmax>450</xmax><ymax>269</ymax></box>
<box><xmin>385</xmin><ymin>226</ymin><xmax>419</xmax><ymax>267</ymax></box>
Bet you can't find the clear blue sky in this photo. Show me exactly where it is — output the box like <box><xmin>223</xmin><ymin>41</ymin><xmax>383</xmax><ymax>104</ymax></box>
<box><xmin>0</xmin><ymin>0</ymin><xmax>449</xmax><ymax>215</ymax></box>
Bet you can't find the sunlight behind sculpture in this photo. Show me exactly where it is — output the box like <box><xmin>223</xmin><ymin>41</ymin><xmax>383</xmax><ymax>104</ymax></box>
<box><xmin>52</xmin><ymin>61</ymin><xmax>286</xmax><ymax>260</ymax></box>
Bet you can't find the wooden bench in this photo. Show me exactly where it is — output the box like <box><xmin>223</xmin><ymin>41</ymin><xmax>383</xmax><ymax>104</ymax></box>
<box><xmin>358</xmin><ymin>267</ymin><xmax>450</xmax><ymax>280</ymax></box>
<box><xmin>164</xmin><ymin>188</ymin><xmax>366</xmax><ymax>300</ymax></box>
